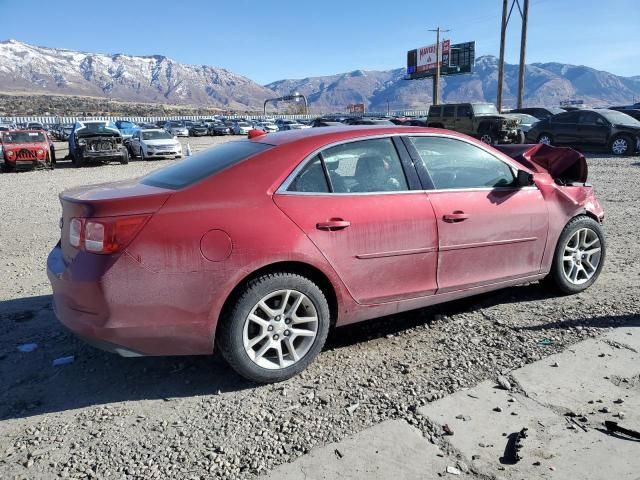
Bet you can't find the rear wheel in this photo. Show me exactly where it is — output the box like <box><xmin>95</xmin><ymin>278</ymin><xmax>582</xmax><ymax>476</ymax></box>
<box><xmin>610</xmin><ymin>135</ymin><xmax>632</xmax><ymax>156</ymax></box>
<box><xmin>217</xmin><ymin>272</ymin><xmax>330</xmax><ymax>383</ymax></box>
<box><xmin>538</xmin><ymin>133</ymin><xmax>553</xmax><ymax>145</ymax></box>
<box><xmin>544</xmin><ymin>216</ymin><xmax>605</xmax><ymax>294</ymax></box>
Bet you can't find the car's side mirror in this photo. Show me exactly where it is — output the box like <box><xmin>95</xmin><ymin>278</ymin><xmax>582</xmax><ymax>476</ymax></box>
<box><xmin>516</xmin><ymin>170</ymin><xmax>534</xmax><ymax>187</ymax></box>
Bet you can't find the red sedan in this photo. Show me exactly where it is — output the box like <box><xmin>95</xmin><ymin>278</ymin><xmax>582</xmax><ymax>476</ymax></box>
<box><xmin>47</xmin><ymin>127</ymin><xmax>605</xmax><ymax>382</ymax></box>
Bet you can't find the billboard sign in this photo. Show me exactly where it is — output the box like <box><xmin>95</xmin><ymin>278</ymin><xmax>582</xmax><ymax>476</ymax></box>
<box><xmin>416</xmin><ymin>40</ymin><xmax>450</xmax><ymax>74</ymax></box>
<box><xmin>347</xmin><ymin>103</ymin><xmax>365</xmax><ymax>114</ymax></box>
<box><xmin>406</xmin><ymin>41</ymin><xmax>475</xmax><ymax>80</ymax></box>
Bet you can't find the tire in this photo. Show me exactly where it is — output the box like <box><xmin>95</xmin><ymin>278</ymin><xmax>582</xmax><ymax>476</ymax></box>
<box><xmin>479</xmin><ymin>131</ymin><xmax>496</xmax><ymax>145</ymax></box>
<box><xmin>119</xmin><ymin>147</ymin><xmax>129</xmax><ymax>165</ymax></box>
<box><xmin>543</xmin><ymin>215</ymin><xmax>605</xmax><ymax>294</ymax></box>
<box><xmin>73</xmin><ymin>151</ymin><xmax>84</xmax><ymax>168</ymax></box>
<box><xmin>514</xmin><ymin>130</ymin><xmax>526</xmax><ymax>144</ymax></box>
<box><xmin>537</xmin><ymin>133</ymin><xmax>553</xmax><ymax>145</ymax></box>
<box><xmin>217</xmin><ymin>272</ymin><xmax>331</xmax><ymax>383</ymax></box>
<box><xmin>610</xmin><ymin>135</ymin><xmax>633</xmax><ymax>156</ymax></box>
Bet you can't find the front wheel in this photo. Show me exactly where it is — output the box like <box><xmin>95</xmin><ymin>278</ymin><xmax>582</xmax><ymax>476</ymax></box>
<box><xmin>479</xmin><ymin>132</ymin><xmax>496</xmax><ymax>145</ymax></box>
<box><xmin>217</xmin><ymin>272</ymin><xmax>330</xmax><ymax>383</ymax></box>
<box><xmin>544</xmin><ymin>216</ymin><xmax>605</xmax><ymax>294</ymax></box>
<box><xmin>119</xmin><ymin>147</ymin><xmax>129</xmax><ymax>165</ymax></box>
<box><xmin>538</xmin><ymin>133</ymin><xmax>553</xmax><ymax>145</ymax></box>
<box><xmin>610</xmin><ymin>135</ymin><xmax>633</xmax><ymax>156</ymax></box>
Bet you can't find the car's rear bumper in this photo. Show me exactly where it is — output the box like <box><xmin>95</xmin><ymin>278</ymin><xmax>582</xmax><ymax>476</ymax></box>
<box><xmin>47</xmin><ymin>244</ymin><xmax>214</xmax><ymax>356</ymax></box>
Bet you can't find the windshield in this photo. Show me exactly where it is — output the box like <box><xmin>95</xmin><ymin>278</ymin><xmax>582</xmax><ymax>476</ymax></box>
<box><xmin>548</xmin><ymin>107</ymin><xmax>566</xmax><ymax>115</ymax></box>
<box><xmin>513</xmin><ymin>114</ymin><xmax>538</xmax><ymax>123</ymax></box>
<box><xmin>78</xmin><ymin>122</ymin><xmax>118</xmax><ymax>133</ymax></box>
<box><xmin>2</xmin><ymin>131</ymin><xmax>46</xmax><ymax>143</ymax></box>
<box><xmin>472</xmin><ymin>104</ymin><xmax>499</xmax><ymax>115</ymax></box>
<box><xmin>599</xmin><ymin>110</ymin><xmax>640</xmax><ymax>126</ymax></box>
<box><xmin>142</xmin><ymin>131</ymin><xmax>173</xmax><ymax>140</ymax></box>
<box><xmin>237</xmin><ymin>122</ymin><xmax>250</xmax><ymax>127</ymax></box>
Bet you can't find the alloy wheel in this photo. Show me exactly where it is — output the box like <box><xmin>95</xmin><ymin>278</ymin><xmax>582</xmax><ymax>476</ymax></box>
<box><xmin>562</xmin><ymin>228</ymin><xmax>602</xmax><ymax>285</ymax></box>
<box><xmin>611</xmin><ymin>138</ymin><xmax>628</xmax><ymax>155</ymax></box>
<box><xmin>538</xmin><ymin>135</ymin><xmax>551</xmax><ymax>145</ymax></box>
<box><xmin>480</xmin><ymin>133</ymin><xmax>493</xmax><ymax>144</ymax></box>
<box><xmin>243</xmin><ymin>289</ymin><xmax>319</xmax><ymax>370</ymax></box>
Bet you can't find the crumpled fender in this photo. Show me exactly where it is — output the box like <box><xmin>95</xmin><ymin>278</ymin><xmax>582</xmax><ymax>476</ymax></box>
<box><xmin>496</xmin><ymin>143</ymin><xmax>587</xmax><ymax>183</ymax></box>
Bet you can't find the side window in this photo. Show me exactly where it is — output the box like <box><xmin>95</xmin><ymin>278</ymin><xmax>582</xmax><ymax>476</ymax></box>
<box><xmin>287</xmin><ymin>155</ymin><xmax>329</xmax><ymax>193</ymax></box>
<box><xmin>552</xmin><ymin>112</ymin><xmax>579</xmax><ymax>124</ymax></box>
<box><xmin>579</xmin><ymin>112</ymin><xmax>598</xmax><ymax>125</ymax></box>
<box><xmin>409</xmin><ymin>136</ymin><xmax>515</xmax><ymax>189</ymax></box>
<box><xmin>429</xmin><ymin>105</ymin><xmax>442</xmax><ymax>116</ymax></box>
<box><xmin>323</xmin><ymin>138</ymin><xmax>409</xmax><ymax>193</ymax></box>
<box><xmin>443</xmin><ymin>106</ymin><xmax>455</xmax><ymax>118</ymax></box>
<box><xmin>457</xmin><ymin>105</ymin><xmax>471</xmax><ymax>117</ymax></box>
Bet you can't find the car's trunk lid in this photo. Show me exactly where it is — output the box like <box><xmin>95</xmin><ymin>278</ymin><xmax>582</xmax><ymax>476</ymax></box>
<box><xmin>59</xmin><ymin>179</ymin><xmax>173</xmax><ymax>263</ymax></box>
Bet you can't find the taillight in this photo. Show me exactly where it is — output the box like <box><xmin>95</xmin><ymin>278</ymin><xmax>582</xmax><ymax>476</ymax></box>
<box><xmin>69</xmin><ymin>218</ymin><xmax>82</xmax><ymax>247</ymax></box>
<box><xmin>68</xmin><ymin>215</ymin><xmax>149</xmax><ymax>254</ymax></box>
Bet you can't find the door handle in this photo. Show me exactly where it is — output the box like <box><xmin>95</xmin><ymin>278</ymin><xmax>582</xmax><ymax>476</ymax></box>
<box><xmin>443</xmin><ymin>211</ymin><xmax>469</xmax><ymax>223</ymax></box>
<box><xmin>316</xmin><ymin>218</ymin><xmax>351</xmax><ymax>231</ymax></box>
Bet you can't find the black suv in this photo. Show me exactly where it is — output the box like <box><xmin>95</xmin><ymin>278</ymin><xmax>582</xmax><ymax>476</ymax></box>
<box><xmin>526</xmin><ymin>109</ymin><xmax>640</xmax><ymax>155</ymax></box>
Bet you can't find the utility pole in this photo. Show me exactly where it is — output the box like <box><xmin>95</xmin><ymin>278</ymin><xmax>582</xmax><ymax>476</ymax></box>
<box><xmin>517</xmin><ymin>0</ymin><xmax>529</xmax><ymax>108</ymax></box>
<box><xmin>429</xmin><ymin>26</ymin><xmax>450</xmax><ymax>105</ymax></box>
<box><xmin>495</xmin><ymin>0</ymin><xmax>530</xmax><ymax>111</ymax></box>
<box><xmin>497</xmin><ymin>0</ymin><xmax>508</xmax><ymax>111</ymax></box>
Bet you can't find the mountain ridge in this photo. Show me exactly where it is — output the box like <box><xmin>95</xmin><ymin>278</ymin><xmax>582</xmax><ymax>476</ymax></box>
<box><xmin>1</xmin><ymin>39</ymin><xmax>639</xmax><ymax>113</ymax></box>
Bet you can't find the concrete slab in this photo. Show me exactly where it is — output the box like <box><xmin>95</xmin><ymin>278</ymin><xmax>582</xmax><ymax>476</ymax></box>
<box><xmin>418</xmin><ymin>335</ymin><xmax>640</xmax><ymax>480</ymax></box>
<box><xmin>512</xmin><ymin>337</ymin><xmax>640</xmax><ymax>416</ymax></box>
<box><xmin>418</xmin><ymin>381</ymin><xmax>561</xmax><ymax>479</ymax></box>
<box><xmin>603</xmin><ymin>326</ymin><xmax>640</xmax><ymax>352</ymax></box>
<box><xmin>262</xmin><ymin>420</ymin><xmax>452</xmax><ymax>480</ymax></box>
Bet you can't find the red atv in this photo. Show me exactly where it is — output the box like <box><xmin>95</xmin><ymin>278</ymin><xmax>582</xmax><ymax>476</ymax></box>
<box><xmin>0</xmin><ymin>129</ymin><xmax>56</xmax><ymax>172</ymax></box>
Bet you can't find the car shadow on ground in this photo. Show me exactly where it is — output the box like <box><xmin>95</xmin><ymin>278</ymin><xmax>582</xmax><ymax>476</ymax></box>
<box><xmin>0</xmin><ymin>295</ymin><xmax>255</xmax><ymax>422</ymax></box>
<box><xmin>1</xmin><ymin>285</ymin><xmax>636</xmax><ymax>422</ymax></box>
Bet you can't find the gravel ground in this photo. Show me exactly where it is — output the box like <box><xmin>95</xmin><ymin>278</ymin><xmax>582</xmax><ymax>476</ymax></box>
<box><xmin>0</xmin><ymin>140</ymin><xmax>638</xmax><ymax>479</ymax></box>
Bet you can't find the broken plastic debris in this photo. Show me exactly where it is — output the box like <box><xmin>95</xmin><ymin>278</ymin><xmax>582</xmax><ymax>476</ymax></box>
<box><xmin>52</xmin><ymin>355</ymin><xmax>75</xmax><ymax>366</ymax></box>
<box><xmin>446</xmin><ymin>466</ymin><xmax>462</xmax><ymax>475</ymax></box>
<box><xmin>17</xmin><ymin>343</ymin><xmax>38</xmax><ymax>353</ymax></box>
<box><xmin>538</xmin><ymin>338</ymin><xmax>553</xmax><ymax>346</ymax></box>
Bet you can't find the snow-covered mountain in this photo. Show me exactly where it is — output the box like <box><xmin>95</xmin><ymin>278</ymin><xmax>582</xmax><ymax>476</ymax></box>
<box><xmin>1</xmin><ymin>39</ymin><xmax>639</xmax><ymax>113</ymax></box>
<box><xmin>267</xmin><ymin>55</ymin><xmax>640</xmax><ymax>111</ymax></box>
<box><xmin>0</xmin><ymin>39</ymin><xmax>274</xmax><ymax>110</ymax></box>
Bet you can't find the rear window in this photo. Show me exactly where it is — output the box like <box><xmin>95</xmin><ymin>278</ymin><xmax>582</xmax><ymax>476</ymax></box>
<box><xmin>142</xmin><ymin>141</ymin><xmax>272</xmax><ymax>189</ymax></box>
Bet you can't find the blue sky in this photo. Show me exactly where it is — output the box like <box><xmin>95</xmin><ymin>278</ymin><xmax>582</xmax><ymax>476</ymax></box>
<box><xmin>0</xmin><ymin>0</ymin><xmax>638</xmax><ymax>83</ymax></box>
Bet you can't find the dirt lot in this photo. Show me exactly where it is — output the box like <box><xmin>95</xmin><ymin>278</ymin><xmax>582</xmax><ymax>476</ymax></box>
<box><xmin>0</xmin><ymin>138</ymin><xmax>638</xmax><ymax>479</ymax></box>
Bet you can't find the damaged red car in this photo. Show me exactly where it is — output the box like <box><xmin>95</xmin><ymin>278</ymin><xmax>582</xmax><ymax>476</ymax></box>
<box><xmin>47</xmin><ymin>127</ymin><xmax>605</xmax><ymax>382</ymax></box>
<box><xmin>1</xmin><ymin>129</ymin><xmax>56</xmax><ymax>171</ymax></box>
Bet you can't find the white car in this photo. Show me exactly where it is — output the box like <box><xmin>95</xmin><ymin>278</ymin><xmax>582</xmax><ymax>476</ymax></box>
<box><xmin>165</xmin><ymin>121</ymin><xmax>189</xmax><ymax>137</ymax></box>
<box><xmin>278</xmin><ymin>120</ymin><xmax>308</xmax><ymax>131</ymax></box>
<box><xmin>232</xmin><ymin>122</ymin><xmax>252</xmax><ymax>135</ymax></box>
<box><xmin>128</xmin><ymin>129</ymin><xmax>182</xmax><ymax>160</ymax></box>
<box><xmin>255</xmin><ymin>122</ymin><xmax>279</xmax><ymax>133</ymax></box>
